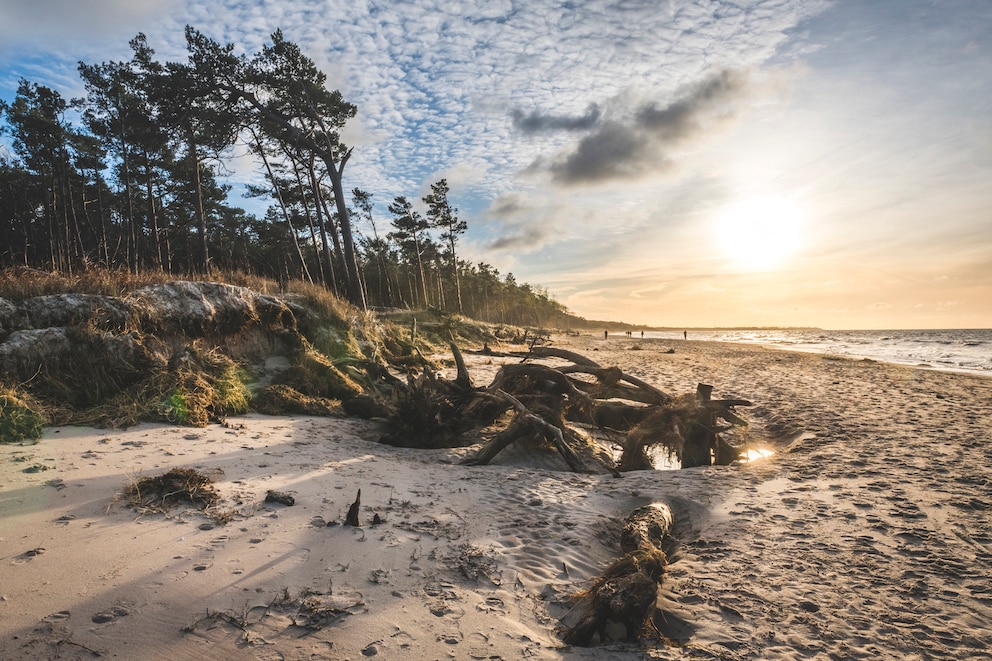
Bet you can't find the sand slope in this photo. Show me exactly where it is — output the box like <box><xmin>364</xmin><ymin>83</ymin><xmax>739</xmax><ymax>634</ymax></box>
<box><xmin>2</xmin><ymin>336</ymin><xmax>991</xmax><ymax>660</ymax></box>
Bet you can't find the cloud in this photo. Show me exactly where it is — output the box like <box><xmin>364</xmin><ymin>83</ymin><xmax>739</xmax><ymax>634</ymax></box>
<box><xmin>636</xmin><ymin>70</ymin><xmax>747</xmax><ymax>138</ymax></box>
<box><xmin>482</xmin><ymin>192</ymin><xmax>557</xmax><ymax>251</ymax></box>
<box><xmin>0</xmin><ymin>0</ymin><xmax>179</xmax><ymax>50</ymax></box>
<box><xmin>628</xmin><ymin>283</ymin><xmax>669</xmax><ymax>299</ymax></box>
<box><xmin>544</xmin><ymin>120</ymin><xmax>669</xmax><ymax>183</ymax></box>
<box><xmin>488</xmin><ymin>225</ymin><xmax>553</xmax><ymax>251</ymax></box>
<box><xmin>428</xmin><ymin>161</ymin><xmax>490</xmax><ymax>195</ymax></box>
<box><xmin>485</xmin><ymin>191</ymin><xmax>532</xmax><ymax>218</ymax></box>
<box><xmin>2</xmin><ymin>0</ymin><xmax>826</xmax><ymax>208</ymax></box>
<box><xmin>510</xmin><ymin>104</ymin><xmax>601</xmax><ymax>133</ymax></box>
<box><xmin>341</xmin><ymin>115</ymin><xmax>390</xmax><ymax>149</ymax></box>
<box><xmin>544</xmin><ymin>69</ymin><xmax>751</xmax><ymax>185</ymax></box>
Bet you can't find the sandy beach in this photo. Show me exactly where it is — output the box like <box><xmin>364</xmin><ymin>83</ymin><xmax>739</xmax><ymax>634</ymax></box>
<box><xmin>2</xmin><ymin>335</ymin><xmax>991</xmax><ymax>660</ymax></box>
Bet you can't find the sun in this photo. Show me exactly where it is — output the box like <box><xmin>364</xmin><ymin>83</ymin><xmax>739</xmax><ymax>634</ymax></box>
<box><xmin>714</xmin><ymin>196</ymin><xmax>803</xmax><ymax>271</ymax></box>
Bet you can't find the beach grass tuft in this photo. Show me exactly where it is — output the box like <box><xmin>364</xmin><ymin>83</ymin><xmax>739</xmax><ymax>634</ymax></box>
<box><xmin>0</xmin><ymin>386</ymin><xmax>47</xmax><ymax>443</ymax></box>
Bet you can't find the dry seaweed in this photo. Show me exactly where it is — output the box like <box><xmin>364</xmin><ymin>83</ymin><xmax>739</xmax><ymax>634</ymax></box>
<box><xmin>122</xmin><ymin>467</ymin><xmax>221</xmax><ymax>514</ymax></box>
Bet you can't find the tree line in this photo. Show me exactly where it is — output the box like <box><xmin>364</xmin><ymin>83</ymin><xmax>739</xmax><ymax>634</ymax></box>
<box><xmin>0</xmin><ymin>28</ymin><xmax>579</xmax><ymax>328</ymax></box>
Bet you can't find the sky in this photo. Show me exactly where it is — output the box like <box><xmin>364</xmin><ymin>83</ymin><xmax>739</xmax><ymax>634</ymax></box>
<box><xmin>1</xmin><ymin>0</ymin><xmax>990</xmax><ymax>329</ymax></box>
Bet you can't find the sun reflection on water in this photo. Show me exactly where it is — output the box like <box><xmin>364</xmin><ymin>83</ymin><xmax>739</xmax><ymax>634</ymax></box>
<box><xmin>744</xmin><ymin>447</ymin><xmax>775</xmax><ymax>462</ymax></box>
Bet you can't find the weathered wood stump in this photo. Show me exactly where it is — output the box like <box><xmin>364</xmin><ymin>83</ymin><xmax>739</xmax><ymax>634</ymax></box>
<box><xmin>344</xmin><ymin>489</ymin><xmax>361</xmax><ymax>526</ymax></box>
<box><xmin>679</xmin><ymin>384</ymin><xmax>716</xmax><ymax>468</ymax></box>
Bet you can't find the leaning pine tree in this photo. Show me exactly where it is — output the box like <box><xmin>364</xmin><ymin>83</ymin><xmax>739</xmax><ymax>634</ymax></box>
<box><xmin>423</xmin><ymin>179</ymin><xmax>467</xmax><ymax>314</ymax></box>
<box><xmin>183</xmin><ymin>27</ymin><xmax>366</xmax><ymax>308</ymax></box>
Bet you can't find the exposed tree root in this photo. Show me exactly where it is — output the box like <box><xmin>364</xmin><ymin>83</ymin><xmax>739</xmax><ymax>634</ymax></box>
<box><xmin>352</xmin><ymin>341</ymin><xmax>751</xmax><ymax>471</ymax></box>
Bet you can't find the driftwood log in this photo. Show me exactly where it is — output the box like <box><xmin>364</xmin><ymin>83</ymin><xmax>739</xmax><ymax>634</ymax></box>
<box><xmin>348</xmin><ymin>342</ymin><xmax>751</xmax><ymax>471</ymax></box>
<box><xmin>560</xmin><ymin>502</ymin><xmax>675</xmax><ymax>644</ymax></box>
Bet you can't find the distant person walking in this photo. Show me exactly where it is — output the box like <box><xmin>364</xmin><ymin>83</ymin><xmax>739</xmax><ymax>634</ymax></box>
<box><xmin>683</xmin><ymin>330</ymin><xmax>687</xmax><ymax>340</ymax></box>
<box><xmin>604</xmin><ymin>330</ymin><xmax>608</xmax><ymax>340</ymax></box>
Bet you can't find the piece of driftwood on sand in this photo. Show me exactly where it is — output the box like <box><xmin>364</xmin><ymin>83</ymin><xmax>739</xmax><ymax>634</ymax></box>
<box><xmin>559</xmin><ymin>502</ymin><xmax>675</xmax><ymax>645</ymax></box>
<box><xmin>347</xmin><ymin>342</ymin><xmax>752</xmax><ymax>471</ymax></box>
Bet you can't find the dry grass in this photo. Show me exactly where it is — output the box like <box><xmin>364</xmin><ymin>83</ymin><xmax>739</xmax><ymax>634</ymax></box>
<box><xmin>0</xmin><ymin>266</ymin><xmax>293</xmax><ymax>303</ymax></box>
<box><xmin>252</xmin><ymin>385</ymin><xmax>344</xmax><ymax>416</ymax></box>
<box><xmin>278</xmin><ymin>339</ymin><xmax>364</xmax><ymax>401</ymax></box>
<box><xmin>0</xmin><ymin>266</ymin><xmax>510</xmax><ymax>431</ymax></box>
<box><xmin>154</xmin><ymin>346</ymin><xmax>253</xmax><ymax>426</ymax></box>
<box><xmin>278</xmin><ymin>278</ymin><xmax>356</xmax><ymax>329</ymax></box>
<box><xmin>32</xmin><ymin>343</ymin><xmax>255</xmax><ymax>429</ymax></box>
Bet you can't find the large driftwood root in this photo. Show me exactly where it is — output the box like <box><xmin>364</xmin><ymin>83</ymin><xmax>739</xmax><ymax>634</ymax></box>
<box><xmin>560</xmin><ymin>503</ymin><xmax>675</xmax><ymax>645</ymax></box>
<box><xmin>356</xmin><ymin>340</ymin><xmax>751</xmax><ymax>471</ymax></box>
<box><xmin>461</xmin><ymin>389</ymin><xmax>589</xmax><ymax>472</ymax></box>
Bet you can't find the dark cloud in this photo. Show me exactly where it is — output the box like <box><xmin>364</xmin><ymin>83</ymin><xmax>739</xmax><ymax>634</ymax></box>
<box><xmin>545</xmin><ymin>69</ymin><xmax>748</xmax><ymax>185</ymax></box>
<box><xmin>548</xmin><ymin>121</ymin><xmax>668</xmax><ymax>183</ymax></box>
<box><xmin>636</xmin><ymin>70</ymin><xmax>746</xmax><ymax>138</ymax></box>
<box><xmin>488</xmin><ymin>225</ymin><xmax>553</xmax><ymax>251</ymax></box>
<box><xmin>510</xmin><ymin>103</ymin><xmax>602</xmax><ymax>133</ymax></box>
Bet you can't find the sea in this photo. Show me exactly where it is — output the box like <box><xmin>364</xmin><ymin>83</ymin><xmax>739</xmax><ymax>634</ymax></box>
<box><xmin>637</xmin><ymin>328</ymin><xmax>992</xmax><ymax>376</ymax></box>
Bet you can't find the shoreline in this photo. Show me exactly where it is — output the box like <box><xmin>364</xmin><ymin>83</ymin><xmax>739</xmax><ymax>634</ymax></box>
<box><xmin>618</xmin><ymin>329</ymin><xmax>992</xmax><ymax>378</ymax></box>
<box><xmin>2</xmin><ymin>337</ymin><xmax>991</xmax><ymax>659</ymax></box>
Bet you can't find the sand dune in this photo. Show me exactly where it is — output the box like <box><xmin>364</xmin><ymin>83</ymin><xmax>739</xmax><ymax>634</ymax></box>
<box><xmin>2</xmin><ymin>335</ymin><xmax>991</xmax><ymax>660</ymax></box>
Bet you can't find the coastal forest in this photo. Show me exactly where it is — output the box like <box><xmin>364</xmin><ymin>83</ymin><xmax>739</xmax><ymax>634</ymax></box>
<box><xmin>0</xmin><ymin>28</ymin><xmax>575</xmax><ymax>329</ymax></box>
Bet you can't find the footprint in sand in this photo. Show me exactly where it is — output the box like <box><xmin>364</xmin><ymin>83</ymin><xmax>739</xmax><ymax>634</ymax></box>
<box><xmin>476</xmin><ymin>596</ymin><xmax>507</xmax><ymax>615</ymax></box>
<box><xmin>424</xmin><ymin>583</ymin><xmax>466</xmax><ymax>620</ymax></box>
<box><xmin>388</xmin><ymin>629</ymin><xmax>416</xmax><ymax>650</ymax></box>
<box><xmin>436</xmin><ymin>630</ymin><xmax>464</xmax><ymax>645</ymax></box>
<box><xmin>429</xmin><ymin>601</ymin><xmax>466</xmax><ymax>619</ymax></box>
<box><xmin>466</xmin><ymin>631</ymin><xmax>496</xmax><ymax>659</ymax></box>
<box><xmin>361</xmin><ymin>640</ymin><xmax>384</xmax><ymax>656</ymax></box>
<box><xmin>209</xmin><ymin>535</ymin><xmax>230</xmax><ymax>548</ymax></box>
<box><xmin>91</xmin><ymin>605</ymin><xmax>131</xmax><ymax>624</ymax></box>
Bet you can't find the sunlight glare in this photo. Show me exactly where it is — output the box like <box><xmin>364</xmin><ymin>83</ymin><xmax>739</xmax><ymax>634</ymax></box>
<box><xmin>715</xmin><ymin>196</ymin><xmax>803</xmax><ymax>271</ymax></box>
<box><xmin>744</xmin><ymin>447</ymin><xmax>775</xmax><ymax>462</ymax></box>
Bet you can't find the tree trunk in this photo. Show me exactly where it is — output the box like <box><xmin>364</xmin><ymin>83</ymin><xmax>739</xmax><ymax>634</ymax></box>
<box><xmin>255</xmin><ymin>131</ymin><xmax>313</xmax><ymax>283</ymax></box>
<box><xmin>91</xmin><ymin>167</ymin><xmax>111</xmax><ymax>266</ymax></box>
<box><xmin>187</xmin><ymin>130</ymin><xmax>210</xmax><ymax>274</ymax></box>
<box><xmin>61</xmin><ymin>163</ymin><xmax>87</xmax><ymax>271</ymax></box>
<box><xmin>449</xmin><ymin>235</ymin><xmax>463</xmax><ymax>314</ymax></box>
<box><xmin>280</xmin><ymin>148</ymin><xmax>325</xmax><ymax>285</ymax></box>
<box><xmin>306</xmin><ymin>160</ymin><xmax>343</xmax><ymax>293</ymax></box>
<box><xmin>321</xmin><ymin>153</ymin><xmax>366</xmax><ymax>309</ymax></box>
<box><xmin>143</xmin><ymin>151</ymin><xmax>162</xmax><ymax>270</ymax></box>
<box><xmin>117</xmin><ymin>126</ymin><xmax>138</xmax><ymax>273</ymax></box>
<box><xmin>414</xmin><ymin>235</ymin><xmax>429</xmax><ymax>307</ymax></box>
